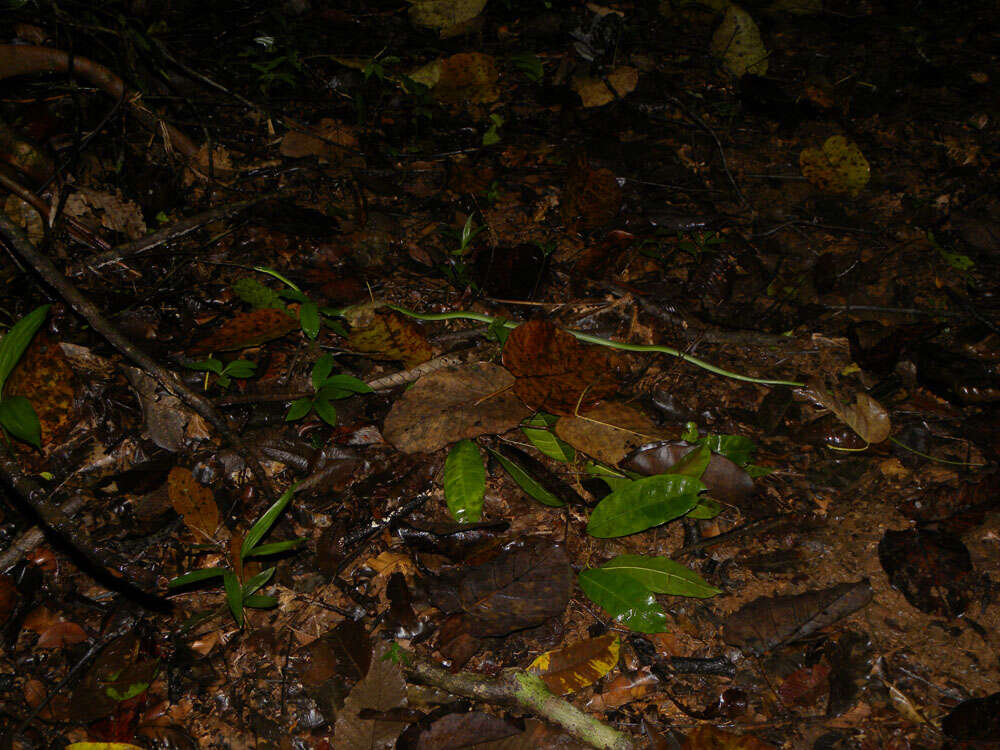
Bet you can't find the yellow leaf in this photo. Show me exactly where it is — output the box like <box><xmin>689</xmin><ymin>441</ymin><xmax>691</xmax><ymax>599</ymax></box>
<box><xmin>711</xmin><ymin>5</ymin><xmax>769</xmax><ymax>76</ymax></box>
<box><xmin>800</xmin><ymin>136</ymin><xmax>871</xmax><ymax>197</ymax></box>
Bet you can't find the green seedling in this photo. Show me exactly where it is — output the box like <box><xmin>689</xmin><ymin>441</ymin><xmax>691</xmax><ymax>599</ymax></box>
<box><xmin>184</xmin><ymin>357</ymin><xmax>257</xmax><ymax>391</ymax></box>
<box><xmin>247</xmin><ymin>267</ymin><xmax>348</xmax><ymax>339</ymax></box>
<box><xmin>168</xmin><ymin>484</ymin><xmax>304</xmax><ymax>627</ymax></box>
<box><xmin>508</xmin><ymin>52</ymin><xmax>544</xmax><ymax>83</ymax></box>
<box><xmin>286</xmin><ymin>353</ymin><xmax>372</xmax><ymax>426</ymax></box>
<box><xmin>677</xmin><ymin>230</ymin><xmax>723</xmax><ymax>259</ymax></box>
<box><xmin>0</xmin><ymin>305</ymin><xmax>49</xmax><ymax>448</ymax></box>
<box><xmin>927</xmin><ymin>231</ymin><xmax>974</xmax><ymax>273</ymax></box>
<box><xmin>443</xmin><ymin>215</ymin><xmax>487</xmax><ymax>257</ymax></box>
<box><xmin>483</xmin><ymin>113</ymin><xmax>504</xmax><ymax>146</ymax></box>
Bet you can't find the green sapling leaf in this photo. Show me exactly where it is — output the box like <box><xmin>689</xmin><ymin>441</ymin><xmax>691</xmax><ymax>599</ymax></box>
<box><xmin>242</xmin><ymin>484</ymin><xmax>297</xmax><ymax>559</ymax></box>
<box><xmin>0</xmin><ymin>305</ymin><xmax>49</xmax><ymax>393</ymax></box>
<box><xmin>0</xmin><ymin>396</ymin><xmax>41</xmax><ymax>448</ymax></box>
<box><xmin>223</xmin><ymin>570</ymin><xmax>244</xmax><ymax>626</ymax></box>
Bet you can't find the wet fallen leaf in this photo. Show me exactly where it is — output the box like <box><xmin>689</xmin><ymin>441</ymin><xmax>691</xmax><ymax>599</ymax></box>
<box><xmin>586</xmin><ymin>668</ymin><xmax>659</xmax><ymax>711</ymax></box>
<box><xmin>433</xmin><ymin>52</ymin><xmax>499</xmax><ymax>106</ymax></box>
<box><xmin>621</xmin><ymin>441</ymin><xmax>755</xmax><ymax>505</ymax></box>
<box><xmin>722</xmin><ymin>580</ymin><xmax>873</xmax><ymax>655</ymax></box>
<box><xmin>166</xmin><ymin>466</ymin><xmax>219</xmax><ymax>539</ymax></box>
<box><xmin>800</xmin><ymin>136</ymin><xmax>870</xmax><ymax>197</ymax></box>
<box><xmin>711</xmin><ymin>5</ymin><xmax>769</xmax><ymax>77</ymax></box>
<box><xmin>333</xmin><ymin>641</ymin><xmax>407</xmax><ymax>749</ymax></box>
<box><xmin>571</xmin><ymin>65</ymin><xmax>638</xmax><ymax>107</ymax></box>
<box><xmin>383</xmin><ymin>362</ymin><xmax>531</xmax><ymax>453</ymax></box>
<box><xmin>189</xmin><ymin>308</ymin><xmax>298</xmax><ymax>355</ymax></box>
<box><xmin>801</xmin><ymin>379</ymin><xmax>891</xmax><ymax>444</ymax></box>
<box><xmin>778</xmin><ymin>662</ymin><xmax>831</xmax><ymax>707</ymax></box>
<box><xmin>280</xmin><ymin>118</ymin><xmax>359</xmax><ymax>164</ymax></box>
<box><xmin>528</xmin><ymin>633</ymin><xmax>620</xmax><ymax>695</ymax></box>
<box><xmin>502</xmin><ymin>320</ymin><xmax>617</xmax><ymax>415</ymax></box>
<box><xmin>561</xmin><ymin>153</ymin><xmax>623</xmax><ymax>230</ymax></box>
<box><xmin>877</xmin><ymin>527</ymin><xmax>973</xmax><ymax>616</ymax></box>
<box><xmin>555</xmin><ymin>400</ymin><xmax>672</xmax><ymax>465</ymax></box>
<box><xmin>408</xmin><ymin>0</ymin><xmax>487</xmax><ymax>36</ymax></box>
<box><xmin>36</xmin><ymin>620</ymin><xmax>89</xmax><ymax>649</ymax></box>
<box><xmin>344</xmin><ymin>306</ymin><xmax>434</xmax><ymax>368</ymax></box>
<box><xmin>683</xmin><ymin>724</ymin><xmax>774</xmax><ymax>749</ymax></box>
<box><xmin>416</xmin><ymin>711</ymin><xmax>519</xmax><ymax>749</ymax></box>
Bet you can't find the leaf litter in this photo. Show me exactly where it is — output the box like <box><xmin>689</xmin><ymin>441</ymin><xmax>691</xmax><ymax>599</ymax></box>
<box><xmin>0</xmin><ymin>1</ymin><xmax>998</xmax><ymax>748</ymax></box>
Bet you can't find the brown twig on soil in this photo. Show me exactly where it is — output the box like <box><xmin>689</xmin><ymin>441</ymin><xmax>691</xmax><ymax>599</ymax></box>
<box><xmin>399</xmin><ymin>648</ymin><xmax>638</xmax><ymax>750</ymax></box>
<box><xmin>0</xmin><ymin>212</ymin><xmax>277</xmax><ymax>503</ymax></box>
<box><xmin>0</xmin><ymin>45</ymin><xmax>200</xmax><ymax>161</ymax></box>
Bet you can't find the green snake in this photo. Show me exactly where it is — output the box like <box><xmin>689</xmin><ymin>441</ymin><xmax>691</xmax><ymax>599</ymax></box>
<box><xmin>385</xmin><ymin>304</ymin><xmax>805</xmax><ymax>388</ymax></box>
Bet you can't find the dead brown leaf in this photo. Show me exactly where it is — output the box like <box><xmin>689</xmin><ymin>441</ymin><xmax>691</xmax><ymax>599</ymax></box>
<box><xmin>801</xmin><ymin>379</ymin><xmax>891</xmax><ymax>444</ymax></box>
<box><xmin>345</xmin><ymin>305</ymin><xmax>435</xmax><ymax>368</ymax></box>
<box><xmin>167</xmin><ymin>466</ymin><xmax>219</xmax><ymax>539</ymax></box>
<box><xmin>189</xmin><ymin>308</ymin><xmax>299</xmax><ymax>355</ymax></box>
<box><xmin>555</xmin><ymin>401</ymin><xmax>672</xmax><ymax>464</ymax></box>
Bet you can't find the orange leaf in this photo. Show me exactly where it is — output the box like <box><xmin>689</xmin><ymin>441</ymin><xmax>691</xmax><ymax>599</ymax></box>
<box><xmin>189</xmin><ymin>308</ymin><xmax>298</xmax><ymax>355</ymax></box>
<box><xmin>4</xmin><ymin>333</ymin><xmax>77</xmax><ymax>446</ymax></box>
<box><xmin>502</xmin><ymin>320</ymin><xmax>617</xmax><ymax>415</ymax></box>
<box><xmin>345</xmin><ymin>307</ymin><xmax>434</xmax><ymax>368</ymax></box>
<box><xmin>167</xmin><ymin>466</ymin><xmax>219</xmax><ymax>538</ymax></box>
<box><xmin>528</xmin><ymin>634</ymin><xmax>620</xmax><ymax>695</ymax></box>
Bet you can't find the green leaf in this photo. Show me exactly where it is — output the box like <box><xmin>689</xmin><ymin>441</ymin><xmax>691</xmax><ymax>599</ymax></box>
<box><xmin>106</xmin><ymin>677</ymin><xmax>153</xmax><ymax>702</ymax></box>
<box><xmin>578</xmin><ymin>568</ymin><xmax>667</xmax><ymax>633</ymax></box>
<box><xmin>232</xmin><ymin>277</ymin><xmax>285</xmax><ymax>309</ymax></box>
<box><xmin>521</xmin><ymin>415</ymin><xmax>575</xmax><ymax>462</ymax></box>
<box><xmin>167</xmin><ymin>567</ymin><xmax>227</xmax><ymax>588</ymax></box>
<box><xmin>241</xmin><ymin>567</ymin><xmax>275</xmax><ymax>597</ymax></box>
<box><xmin>0</xmin><ymin>305</ymin><xmax>49</xmax><ymax>394</ymax></box>
<box><xmin>696</xmin><ymin>434</ymin><xmax>756</xmax><ymax>466</ymax></box>
<box><xmin>665</xmin><ymin>443</ymin><xmax>711</xmax><ymax>479</ymax></box>
<box><xmin>319</xmin><ymin>373</ymin><xmax>374</xmax><ymax>394</ymax></box>
<box><xmin>242</xmin><ymin>484</ymin><xmax>297</xmax><ymax>560</ymax></box>
<box><xmin>443</xmin><ymin>439</ymin><xmax>486</xmax><ymax>523</ymax></box>
<box><xmin>587</xmin><ymin>474</ymin><xmax>704</xmax><ymax>538</ymax></box>
<box><xmin>585</xmin><ymin>461</ymin><xmax>632</xmax><ymax>492</ymax></box>
<box><xmin>686</xmin><ymin>496</ymin><xmax>722</xmax><ymax>520</ymax></box>
<box><xmin>311</xmin><ymin>354</ymin><xmax>336</xmax><ymax>390</ymax></box>
<box><xmin>487</xmin><ymin>448</ymin><xmax>564</xmax><ymax>507</ymax></box>
<box><xmin>0</xmin><ymin>396</ymin><xmax>41</xmax><ymax>448</ymax></box>
<box><xmin>597</xmin><ymin>555</ymin><xmax>721</xmax><ymax>598</ymax></box>
<box><xmin>185</xmin><ymin>358</ymin><xmax>224</xmax><ymax>374</ymax></box>
<box><xmin>223</xmin><ymin>570</ymin><xmax>244</xmax><ymax>627</ymax></box>
<box><xmin>285</xmin><ymin>397</ymin><xmax>313</xmax><ymax>421</ymax></box>
<box><xmin>244</xmin><ymin>538</ymin><xmax>304</xmax><ymax>558</ymax></box>
<box><xmin>224</xmin><ymin>360</ymin><xmax>257</xmax><ymax>378</ymax></box>
<box><xmin>243</xmin><ymin>594</ymin><xmax>278</xmax><ymax>609</ymax></box>
<box><xmin>312</xmin><ymin>397</ymin><xmax>338</xmax><ymax>426</ymax></box>
<box><xmin>253</xmin><ymin>266</ymin><xmax>301</xmax><ymax>292</ymax></box>
<box><xmin>300</xmin><ymin>301</ymin><xmax>320</xmax><ymax>340</ymax></box>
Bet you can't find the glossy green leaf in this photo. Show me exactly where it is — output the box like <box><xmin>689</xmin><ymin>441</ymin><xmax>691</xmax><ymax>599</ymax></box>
<box><xmin>167</xmin><ymin>567</ymin><xmax>226</xmax><ymax>588</ymax></box>
<box><xmin>0</xmin><ymin>305</ymin><xmax>49</xmax><ymax>393</ymax></box>
<box><xmin>586</xmin><ymin>474</ymin><xmax>704</xmax><ymax>538</ymax></box>
<box><xmin>285</xmin><ymin>397</ymin><xmax>313</xmax><ymax>421</ymax></box>
<box><xmin>313</xmin><ymin>397</ymin><xmax>337</xmax><ymax>426</ymax></box>
<box><xmin>242</xmin><ymin>484</ymin><xmax>297</xmax><ymax>559</ymax></box>
<box><xmin>585</xmin><ymin>461</ymin><xmax>632</xmax><ymax>492</ymax></box>
<box><xmin>311</xmin><ymin>354</ymin><xmax>335</xmax><ymax>389</ymax></box>
<box><xmin>443</xmin><ymin>439</ymin><xmax>486</xmax><ymax>523</ymax></box>
<box><xmin>522</xmin><ymin>414</ymin><xmax>575</xmax><ymax>462</ymax></box>
<box><xmin>245</xmin><ymin>538</ymin><xmax>304</xmax><ymax>558</ymax></box>
<box><xmin>318</xmin><ymin>374</ymin><xmax>373</xmax><ymax>394</ymax></box>
<box><xmin>224</xmin><ymin>360</ymin><xmax>257</xmax><ymax>378</ymax></box>
<box><xmin>0</xmin><ymin>396</ymin><xmax>41</xmax><ymax>448</ymax></box>
<box><xmin>243</xmin><ymin>594</ymin><xmax>278</xmax><ymax>609</ymax></box>
<box><xmin>185</xmin><ymin>358</ymin><xmax>224</xmax><ymax>374</ymax></box>
<box><xmin>488</xmin><ymin>448</ymin><xmax>564</xmax><ymax>507</ymax></box>
<box><xmin>242</xmin><ymin>567</ymin><xmax>275</xmax><ymax>597</ymax></box>
<box><xmin>578</xmin><ymin>568</ymin><xmax>667</xmax><ymax>633</ymax></box>
<box><xmin>665</xmin><ymin>442</ymin><xmax>710</xmax><ymax>479</ymax></box>
<box><xmin>598</xmin><ymin>555</ymin><xmax>721</xmax><ymax>598</ymax></box>
<box><xmin>686</xmin><ymin>496</ymin><xmax>722</xmax><ymax>520</ymax></box>
<box><xmin>697</xmin><ymin>434</ymin><xmax>756</xmax><ymax>466</ymax></box>
<box><xmin>300</xmin><ymin>301</ymin><xmax>320</xmax><ymax>340</ymax></box>
<box><xmin>223</xmin><ymin>570</ymin><xmax>244</xmax><ymax>626</ymax></box>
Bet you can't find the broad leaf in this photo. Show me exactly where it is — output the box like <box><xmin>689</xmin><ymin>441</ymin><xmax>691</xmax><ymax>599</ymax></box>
<box><xmin>0</xmin><ymin>396</ymin><xmax>41</xmax><ymax>448</ymax></box>
<box><xmin>242</xmin><ymin>567</ymin><xmax>275</xmax><ymax>597</ymax></box>
<box><xmin>529</xmin><ymin>634</ymin><xmax>620</xmax><ymax>695</ymax></box>
<box><xmin>597</xmin><ymin>555</ymin><xmax>721</xmax><ymax>598</ymax></box>
<box><xmin>687</xmin><ymin>496</ymin><xmax>722</xmax><ymax>520</ymax></box>
<box><xmin>521</xmin><ymin>413</ymin><xmax>575</xmax><ymax>462</ymax></box>
<box><xmin>578</xmin><ymin>568</ymin><xmax>667</xmax><ymax>633</ymax></box>
<box><xmin>312</xmin><ymin>397</ymin><xmax>337</xmax><ymax>427</ymax></box>
<box><xmin>444</xmin><ymin>439</ymin><xmax>486</xmax><ymax>523</ymax></box>
<box><xmin>664</xmin><ymin>442</ymin><xmax>710</xmax><ymax>478</ymax></box>
<box><xmin>585</xmin><ymin>461</ymin><xmax>632</xmax><ymax>492</ymax></box>
<box><xmin>285</xmin><ymin>397</ymin><xmax>313</xmax><ymax>421</ymax></box>
<box><xmin>0</xmin><ymin>304</ymin><xmax>49</xmax><ymax>393</ymax></box>
<box><xmin>318</xmin><ymin>373</ymin><xmax>373</xmax><ymax>394</ymax></box>
<box><xmin>311</xmin><ymin>354</ymin><xmax>336</xmax><ymax>389</ymax></box>
<box><xmin>697</xmin><ymin>434</ymin><xmax>756</xmax><ymax>466</ymax></box>
<box><xmin>488</xmin><ymin>448</ymin><xmax>564</xmax><ymax>507</ymax></box>
<box><xmin>243</xmin><ymin>594</ymin><xmax>278</xmax><ymax>609</ymax></box>
<box><xmin>242</xmin><ymin>484</ymin><xmax>297</xmax><ymax>559</ymax></box>
<box><xmin>300</xmin><ymin>301</ymin><xmax>320</xmax><ymax>340</ymax></box>
<box><xmin>587</xmin><ymin>474</ymin><xmax>704</xmax><ymax>538</ymax></box>
<box><xmin>167</xmin><ymin>466</ymin><xmax>219</xmax><ymax>539</ymax></box>
<box><xmin>224</xmin><ymin>360</ymin><xmax>257</xmax><ymax>378</ymax></box>
<box><xmin>184</xmin><ymin>358</ymin><xmax>224</xmax><ymax>374</ymax></box>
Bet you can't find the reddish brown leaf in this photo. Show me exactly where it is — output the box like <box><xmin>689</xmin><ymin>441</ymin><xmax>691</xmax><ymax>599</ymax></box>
<box><xmin>333</xmin><ymin>641</ymin><xmax>407</xmax><ymax>749</ymax></box>
<box><xmin>189</xmin><ymin>308</ymin><xmax>298</xmax><ymax>355</ymax></box>
<box><xmin>36</xmin><ymin>621</ymin><xmax>89</xmax><ymax>649</ymax></box>
<box><xmin>417</xmin><ymin>711</ymin><xmax>519</xmax><ymax>750</ymax></box>
<box><xmin>529</xmin><ymin>634</ymin><xmax>620</xmax><ymax>695</ymax></box>
<box><xmin>555</xmin><ymin>400</ymin><xmax>672</xmax><ymax>464</ymax></box>
<box><xmin>683</xmin><ymin>725</ymin><xmax>775</xmax><ymax>749</ymax></box>
<box><xmin>502</xmin><ymin>320</ymin><xmax>617</xmax><ymax>415</ymax></box>
<box><xmin>778</xmin><ymin>662</ymin><xmax>831</xmax><ymax>707</ymax></box>
<box><xmin>167</xmin><ymin>466</ymin><xmax>219</xmax><ymax>538</ymax></box>
<box><xmin>561</xmin><ymin>153</ymin><xmax>623</xmax><ymax>230</ymax></box>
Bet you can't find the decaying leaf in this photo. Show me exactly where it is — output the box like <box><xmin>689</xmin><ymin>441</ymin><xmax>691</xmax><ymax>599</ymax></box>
<box><xmin>408</xmin><ymin>0</ymin><xmax>487</xmax><ymax>36</ymax></box>
<box><xmin>561</xmin><ymin>154</ymin><xmax>623</xmax><ymax>230</ymax></box>
<box><xmin>722</xmin><ymin>580</ymin><xmax>873</xmax><ymax>655</ymax></box>
<box><xmin>4</xmin><ymin>332</ymin><xmax>78</xmax><ymax>447</ymax></box>
<box><xmin>63</xmin><ymin>186</ymin><xmax>147</xmax><ymax>240</ymax></box>
<box><xmin>800</xmin><ymin>136</ymin><xmax>871</xmax><ymax>197</ymax></box>
<box><xmin>189</xmin><ymin>308</ymin><xmax>299</xmax><ymax>355</ymax></box>
<box><xmin>502</xmin><ymin>320</ymin><xmax>618</xmax><ymax>415</ymax></box>
<box><xmin>383</xmin><ymin>362</ymin><xmax>531</xmax><ymax>453</ymax></box>
<box><xmin>167</xmin><ymin>466</ymin><xmax>219</xmax><ymax>538</ymax></box>
<box><xmin>529</xmin><ymin>634</ymin><xmax>620</xmax><ymax>695</ymax></box>
<box><xmin>280</xmin><ymin>118</ymin><xmax>360</xmax><ymax>164</ymax></box>
<box><xmin>711</xmin><ymin>5</ymin><xmax>769</xmax><ymax>77</ymax></box>
<box><xmin>123</xmin><ymin>367</ymin><xmax>206</xmax><ymax>452</ymax></box>
<box><xmin>344</xmin><ymin>305</ymin><xmax>435</xmax><ymax>368</ymax></box>
<box><xmin>432</xmin><ymin>52</ymin><xmax>499</xmax><ymax>107</ymax></box>
<box><xmin>683</xmin><ymin>725</ymin><xmax>775</xmax><ymax>749</ymax></box>
<box><xmin>555</xmin><ymin>401</ymin><xmax>672</xmax><ymax>465</ymax></box>
<box><xmin>571</xmin><ymin>66</ymin><xmax>638</xmax><ymax>108</ymax></box>
<box><xmin>800</xmin><ymin>379</ymin><xmax>891</xmax><ymax>443</ymax></box>
<box><xmin>417</xmin><ymin>712</ymin><xmax>520</xmax><ymax>749</ymax></box>
<box><xmin>333</xmin><ymin>641</ymin><xmax>407</xmax><ymax>749</ymax></box>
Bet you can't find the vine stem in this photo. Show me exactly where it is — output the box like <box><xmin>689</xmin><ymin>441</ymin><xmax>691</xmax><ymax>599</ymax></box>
<box><xmin>385</xmin><ymin>304</ymin><xmax>805</xmax><ymax>388</ymax></box>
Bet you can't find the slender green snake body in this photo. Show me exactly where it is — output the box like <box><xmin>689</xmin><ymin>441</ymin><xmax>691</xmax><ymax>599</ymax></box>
<box><xmin>385</xmin><ymin>304</ymin><xmax>806</xmax><ymax>388</ymax></box>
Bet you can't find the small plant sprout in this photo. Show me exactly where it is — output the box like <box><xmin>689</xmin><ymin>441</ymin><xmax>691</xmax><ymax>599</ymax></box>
<box><xmin>0</xmin><ymin>305</ymin><xmax>49</xmax><ymax>448</ymax></box>
<box><xmin>285</xmin><ymin>353</ymin><xmax>372</xmax><ymax>426</ymax></box>
<box><xmin>184</xmin><ymin>356</ymin><xmax>257</xmax><ymax>391</ymax></box>
<box><xmin>168</xmin><ymin>484</ymin><xmax>305</xmax><ymax>627</ymax></box>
